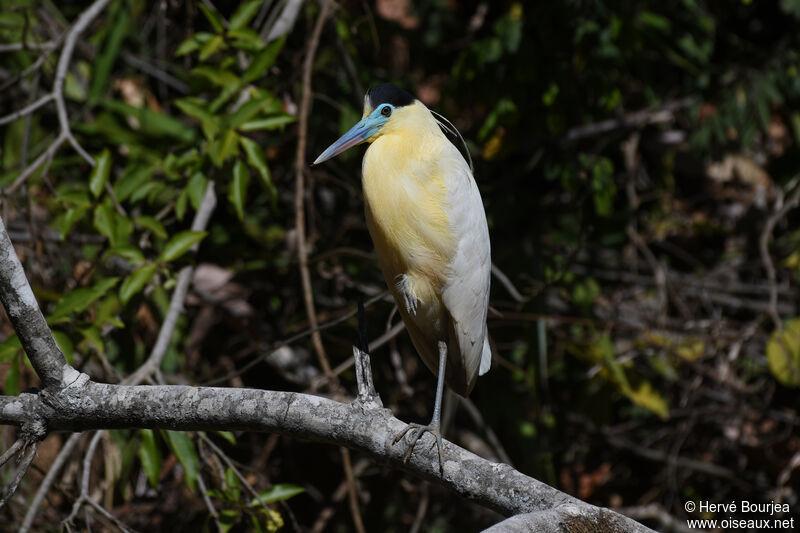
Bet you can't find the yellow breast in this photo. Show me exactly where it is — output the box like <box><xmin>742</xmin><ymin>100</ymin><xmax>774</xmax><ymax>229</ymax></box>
<box><xmin>361</xmin><ymin>126</ymin><xmax>457</xmax><ymax>308</ymax></box>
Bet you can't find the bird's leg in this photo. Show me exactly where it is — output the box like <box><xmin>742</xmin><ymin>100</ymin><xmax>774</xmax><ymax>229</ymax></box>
<box><xmin>394</xmin><ymin>274</ymin><xmax>418</xmax><ymax>315</ymax></box>
<box><xmin>392</xmin><ymin>340</ymin><xmax>447</xmax><ymax>473</ymax></box>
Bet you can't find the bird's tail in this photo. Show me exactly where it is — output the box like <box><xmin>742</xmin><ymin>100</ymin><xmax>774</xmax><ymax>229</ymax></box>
<box><xmin>478</xmin><ymin>337</ymin><xmax>491</xmax><ymax>376</ymax></box>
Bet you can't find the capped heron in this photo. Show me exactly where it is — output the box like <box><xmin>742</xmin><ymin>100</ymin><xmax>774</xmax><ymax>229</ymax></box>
<box><xmin>314</xmin><ymin>83</ymin><xmax>491</xmax><ymax>470</ymax></box>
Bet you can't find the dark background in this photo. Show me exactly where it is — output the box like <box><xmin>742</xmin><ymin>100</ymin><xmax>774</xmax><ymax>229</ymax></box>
<box><xmin>1</xmin><ymin>0</ymin><xmax>799</xmax><ymax>531</ymax></box>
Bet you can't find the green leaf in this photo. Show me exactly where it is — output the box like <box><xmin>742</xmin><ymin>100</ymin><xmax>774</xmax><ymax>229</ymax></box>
<box><xmin>5</xmin><ymin>357</ymin><xmax>20</xmax><ymax>396</ymax></box>
<box><xmin>229</xmin><ymin>0</ymin><xmax>262</xmax><ymax>30</ymax></box>
<box><xmin>215</xmin><ymin>431</ymin><xmax>237</xmax><ymax>445</ymax></box>
<box><xmin>139</xmin><ymin>429</ymin><xmax>162</xmax><ymax>488</ymax></box>
<box><xmin>88</xmin><ymin>5</ymin><xmax>129</xmax><ymax>103</ymax></box>
<box><xmin>175</xmin><ymin>188</ymin><xmax>189</xmax><ymax>221</ymax></box>
<box><xmin>103</xmin><ymin>100</ymin><xmax>196</xmax><ymax>143</ymax></box>
<box><xmin>93</xmin><ymin>204</ymin><xmax>115</xmax><ymax>242</ymax></box>
<box><xmin>176</xmin><ymin>32</ymin><xmax>214</xmax><ymax>56</ymax></box>
<box><xmin>49</xmin><ymin>278</ymin><xmax>120</xmax><ymax>322</ymax></box>
<box><xmin>228</xmin><ymin>28</ymin><xmax>265</xmax><ymax>52</ymax></box>
<box><xmin>53</xmin><ymin>206</ymin><xmax>89</xmax><ymax>240</ymax></box>
<box><xmin>190</xmin><ymin>66</ymin><xmax>240</xmax><ymax>88</ymax></box>
<box><xmin>0</xmin><ymin>335</ymin><xmax>21</xmax><ymax>362</ymax></box>
<box><xmin>174</xmin><ymin>97</ymin><xmax>219</xmax><ymax>138</ymax></box>
<box><xmin>79</xmin><ymin>326</ymin><xmax>105</xmax><ymax>355</ymax></box>
<box><xmin>248</xmin><ymin>484</ymin><xmax>305</xmax><ymax>506</ymax></box>
<box><xmin>229</xmin><ymin>160</ymin><xmax>250</xmax><ymax>220</ymax></box>
<box><xmin>187</xmin><ymin>173</ymin><xmax>208</xmax><ymax>210</ymax></box>
<box><xmin>208</xmin><ymin>129</ymin><xmax>240</xmax><ymax>167</ymax></box>
<box><xmin>164</xmin><ymin>430</ymin><xmax>199</xmax><ymax>491</ymax></box>
<box><xmin>219</xmin><ymin>509</ymin><xmax>240</xmax><ymax>533</ymax></box>
<box><xmin>200</xmin><ymin>34</ymin><xmax>226</xmax><ymax>61</ymax></box>
<box><xmin>224</xmin><ymin>467</ymin><xmax>241</xmax><ymax>501</ymax></box>
<box><xmin>134</xmin><ymin>216</ymin><xmax>168</xmax><ymax>239</ymax></box>
<box><xmin>239</xmin><ymin>114</ymin><xmax>296</xmax><ymax>131</ymax></box>
<box><xmin>89</xmin><ymin>149</ymin><xmax>112</xmax><ymax>198</ymax></box>
<box><xmin>242</xmin><ymin>36</ymin><xmax>285</xmax><ymax>83</ymax></box>
<box><xmin>119</xmin><ymin>264</ymin><xmax>158</xmax><ymax>304</ymax></box>
<box><xmin>160</xmin><ymin>230</ymin><xmax>207</xmax><ymax>262</ymax></box>
<box><xmin>114</xmin><ymin>165</ymin><xmax>156</xmax><ymax>203</ymax></box>
<box><xmin>240</xmin><ymin>137</ymin><xmax>276</xmax><ymax>204</ymax></box>
<box><xmin>225</xmin><ymin>99</ymin><xmax>267</xmax><ymax>130</ymax></box>
<box><xmin>198</xmin><ymin>3</ymin><xmax>224</xmax><ymax>33</ymax></box>
<box><xmin>52</xmin><ymin>330</ymin><xmax>75</xmax><ymax>365</ymax></box>
<box><xmin>766</xmin><ymin>318</ymin><xmax>800</xmax><ymax>387</ymax></box>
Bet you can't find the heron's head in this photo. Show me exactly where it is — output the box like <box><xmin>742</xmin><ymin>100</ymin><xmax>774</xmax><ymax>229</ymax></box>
<box><xmin>313</xmin><ymin>83</ymin><xmax>417</xmax><ymax>165</ymax></box>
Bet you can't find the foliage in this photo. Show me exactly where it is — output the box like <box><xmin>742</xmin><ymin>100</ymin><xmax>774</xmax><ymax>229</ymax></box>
<box><xmin>1</xmin><ymin>0</ymin><xmax>800</xmax><ymax>530</ymax></box>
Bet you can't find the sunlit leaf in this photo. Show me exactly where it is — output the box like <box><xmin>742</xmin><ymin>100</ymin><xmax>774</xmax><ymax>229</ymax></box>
<box><xmin>239</xmin><ymin>114</ymin><xmax>296</xmax><ymax>132</ymax></box>
<box><xmin>187</xmin><ymin>172</ymin><xmax>208</xmax><ymax>210</ymax></box>
<box><xmin>240</xmin><ymin>136</ymin><xmax>276</xmax><ymax>204</ymax></box>
<box><xmin>242</xmin><ymin>36</ymin><xmax>285</xmax><ymax>83</ymax></box>
<box><xmin>766</xmin><ymin>318</ymin><xmax>800</xmax><ymax>387</ymax></box>
<box><xmin>248</xmin><ymin>484</ymin><xmax>305</xmax><ymax>506</ymax></box>
<box><xmin>198</xmin><ymin>3</ymin><xmax>224</xmax><ymax>33</ymax></box>
<box><xmin>119</xmin><ymin>264</ymin><xmax>158</xmax><ymax>304</ymax></box>
<box><xmin>229</xmin><ymin>160</ymin><xmax>249</xmax><ymax>221</ymax></box>
<box><xmin>49</xmin><ymin>278</ymin><xmax>120</xmax><ymax>323</ymax></box>
<box><xmin>134</xmin><ymin>216</ymin><xmax>168</xmax><ymax>239</ymax></box>
<box><xmin>229</xmin><ymin>0</ymin><xmax>262</xmax><ymax>30</ymax></box>
<box><xmin>160</xmin><ymin>230</ymin><xmax>207</xmax><ymax>262</ymax></box>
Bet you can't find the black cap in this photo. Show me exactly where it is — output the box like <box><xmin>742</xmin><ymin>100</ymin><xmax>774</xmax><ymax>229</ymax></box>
<box><xmin>367</xmin><ymin>83</ymin><xmax>415</xmax><ymax>109</ymax></box>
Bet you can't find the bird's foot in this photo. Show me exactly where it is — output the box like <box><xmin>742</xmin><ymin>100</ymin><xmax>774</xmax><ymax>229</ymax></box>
<box><xmin>392</xmin><ymin>421</ymin><xmax>444</xmax><ymax>473</ymax></box>
<box><xmin>394</xmin><ymin>274</ymin><xmax>419</xmax><ymax>315</ymax></box>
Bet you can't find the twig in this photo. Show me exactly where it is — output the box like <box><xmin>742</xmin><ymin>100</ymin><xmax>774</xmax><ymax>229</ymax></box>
<box><xmin>0</xmin><ymin>216</ymin><xmax>69</xmax><ymax>388</ymax></box>
<box><xmin>0</xmin><ymin>93</ymin><xmax>54</xmax><ymax>126</ymax></box>
<box><xmin>0</xmin><ymin>41</ymin><xmax>57</xmax><ymax>52</ymax></box>
<box><xmin>19</xmin><ymin>433</ymin><xmax>83</xmax><ymax>533</ymax></box>
<box><xmin>626</xmin><ymin>224</ymin><xmax>670</xmax><ymax>325</ymax></box>
<box><xmin>339</xmin><ymin>447</ymin><xmax>366</xmax><ymax>533</ymax></box>
<box><xmin>196</xmin><ymin>474</ymin><xmax>221</xmax><ymax>530</ymax></box>
<box><xmin>4</xmin><ymin>0</ymin><xmax>113</xmax><ymax>194</ymax></box>
<box><xmin>564</xmin><ymin>97</ymin><xmax>696</xmax><ymax>143</ymax></box>
<box><xmin>491</xmin><ymin>263</ymin><xmax>528</xmax><ymax>304</ymax></box>
<box><xmin>64</xmin><ymin>431</ymin><xmax>103</xmax><ymax>525</ymax></box>
<box><xmin>295</xmin><ymin>0</ymin><xmax>334</xmax><ymax>378</ymax></box>
<box><xmin>0</xmin><ymin>438</ymin><xmax>23</xmax><ymax>468</ymax></box>
<box><xmin>124</xmin><ymin>181</ymin><xmax>217</xmax><ymax>385</ymax></box>
<box><xmin>409</xmin><ymin>483</ymin><xmax>429</xmax><ymax>533</ymax></box>
<box><xmin>197</xmin><ymin>433</ymin><xmax>282</xmax><ymax>530</ymax></box>
<box><xmin>0</xmin><ymin>440</ymin><xmax>39</xmax><ymax>508</ymax></box>
<box><xmin>0</xmin><ymin>419</ymin><xmax>47</xmax><ymax>509</ymax></box>
<box><xmin>618</xmin><ymin>504</ymin><xmax>696</xmax><ymax>533</ymax></box>
<box><xmin>460</xmin><ymin>397</ymin><xmax>512</xmax><ymax>465</ymax></box>
<box><xmin>759</xmin><ymin>176</ymin><xmax>800</xmax><ymax>328</ymax></box>
<box><xmin>200</xmin><ymin>290</ymin><xmax>390</xmax><ymax>387</ymax></box>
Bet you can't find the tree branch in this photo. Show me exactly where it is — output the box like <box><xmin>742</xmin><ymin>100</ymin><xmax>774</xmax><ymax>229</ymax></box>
<box><xmin>4</xmin><ymin>0</ymin><xmax>112</xmax><ymax>194</ymax></box>
<box><xmin>0</xmin><ymin>382</ymin><xmax>652</xmax><ymax>531</ymax></box>
<box><xmin>0</xmin><ymin>217</ymin><xmax>70</xmax><ymax>389</ymax></box>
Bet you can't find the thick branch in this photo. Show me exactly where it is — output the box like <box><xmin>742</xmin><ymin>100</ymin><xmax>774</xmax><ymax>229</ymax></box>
<box><xmin>0</xmin><ymin>382</ymin><xmax>651</xmax><ymax>531</ymax></box>
<box><xmin>0</xmin><ymin>217</ymin><xmax>69</xmax><ymax>389</ymax></box>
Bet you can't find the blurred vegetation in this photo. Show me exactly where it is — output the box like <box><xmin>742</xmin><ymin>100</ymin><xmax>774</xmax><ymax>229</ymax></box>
<box><xmin>1</xmin><ymin>0</ymin><xmax>800</xmax><ymax>531</ymax></box>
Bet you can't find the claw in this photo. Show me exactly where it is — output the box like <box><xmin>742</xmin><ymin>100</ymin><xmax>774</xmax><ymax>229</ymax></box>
<box><xmin>394</xmin><ymin>274</ymin><xmax>419</xmax><ymax>315</ymax></box>
<box><xmin>393</xmin><ymin>422</ymin><xmax>445</xmax><ymax>473</ymax></box>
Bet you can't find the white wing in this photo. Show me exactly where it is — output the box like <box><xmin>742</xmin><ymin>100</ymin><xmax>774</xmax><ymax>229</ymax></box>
<box><xmin>440</xmin><ymin>141</ymin><xmax>491</xmax><ymax>395</ymax></box>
